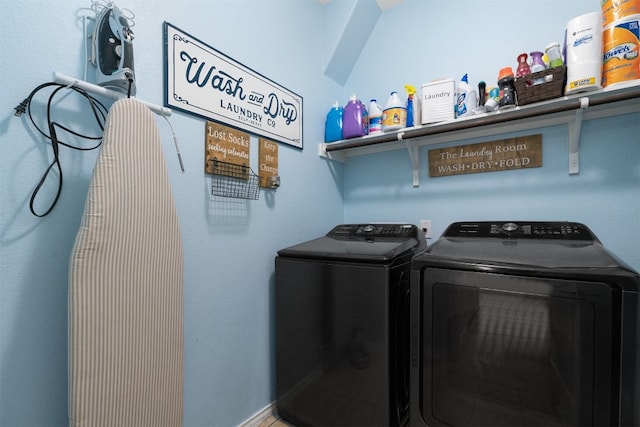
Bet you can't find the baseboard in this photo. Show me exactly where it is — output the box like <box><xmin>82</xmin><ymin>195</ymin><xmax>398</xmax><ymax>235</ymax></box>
<box><xmin>238</xmin><ymin>401</ymin><xmax>277</xmax><ymax>427</ymax></box>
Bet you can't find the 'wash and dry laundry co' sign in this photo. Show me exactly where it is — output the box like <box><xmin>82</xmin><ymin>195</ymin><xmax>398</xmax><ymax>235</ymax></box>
<box><xmin>428</xmin><ymin>135</ymin><xmax>542</xmax><ymax>177</ymax></box>
<box><xmin>164</xmin><ymin>22</ymin><xmax>303</xmax><ymax>149</ymax></box>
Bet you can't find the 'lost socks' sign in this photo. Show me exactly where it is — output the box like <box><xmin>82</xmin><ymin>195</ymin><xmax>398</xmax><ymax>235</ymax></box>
<box><xmin>164</xmin><ymin>22</ymin><xmax>303</xmax><ymax>149</ymax></box>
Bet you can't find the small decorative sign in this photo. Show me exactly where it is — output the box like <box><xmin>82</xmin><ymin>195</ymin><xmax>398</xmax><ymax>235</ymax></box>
<box><xmin>428</xmin><ymin>135</ymin><xmax>542</xmax><ymax>177</ymax></box>
<box><xmin>205</xmin><ymin>121</ymin><xmax>250</xmax><ymax>177</ymax></box>
<box><xmin>164</xmin><ymin>22</ymin><xmax>303</xmax><ymax>149</ymax></box>
<box><xmin>258</xmin><ymin>138</ymin><xmax>279</xmax><ymax>188</ymax></box>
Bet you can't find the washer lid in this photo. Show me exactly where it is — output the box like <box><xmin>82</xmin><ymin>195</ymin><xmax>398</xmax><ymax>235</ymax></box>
<box><xmin>277</xmin><ymin>223</ymin><xmax>426</xmax><ymax>262</ymax></box>
<box><xmin>419</xmin><ymin>221</ymin><xmax>638</xmax><ymax>273</ymax></box>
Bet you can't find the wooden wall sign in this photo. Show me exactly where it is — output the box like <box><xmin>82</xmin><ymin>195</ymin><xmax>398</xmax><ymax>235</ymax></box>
<box><xmin>428</xmin><ymin>134</ymin><xmax>542</xmax><ymax>177</ymax></box>
<box><xmin>205</xmin><ymin>121</ymin><xmax>250</xmax><ymax>177</ymax></box>
<box><xmin>258</xmin><ymin>138</ymin><xmax>279</xmax><ymax>188</ymax></box>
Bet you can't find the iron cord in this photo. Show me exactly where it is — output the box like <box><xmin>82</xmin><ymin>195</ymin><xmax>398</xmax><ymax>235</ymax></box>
<box><xmin>14</xmin><ymin>82</ymin><xmax>108</xmax><ymax>217</ymax></box>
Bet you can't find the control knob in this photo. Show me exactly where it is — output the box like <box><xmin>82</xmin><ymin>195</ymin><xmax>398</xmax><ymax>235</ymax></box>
<box><xmin>502</xmin><ymin>222</ymin><xmax>519</xmax><ymax>232</ymax></box>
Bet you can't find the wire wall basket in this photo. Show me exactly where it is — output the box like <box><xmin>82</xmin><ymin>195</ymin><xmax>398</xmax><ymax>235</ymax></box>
<box><xmin>209</xmin><ymin>159</ymin><xmax>260</xmax><ymax>200</ymax></box>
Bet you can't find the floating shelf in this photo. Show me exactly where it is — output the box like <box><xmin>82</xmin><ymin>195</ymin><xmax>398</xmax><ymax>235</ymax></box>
<box><xmin>319</xmin><ymin>83</ymin><xmax>640</xmax><ymax>185</ymax></box>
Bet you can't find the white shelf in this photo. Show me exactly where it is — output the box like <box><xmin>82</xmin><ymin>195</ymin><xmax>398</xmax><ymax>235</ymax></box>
<box><xmin>319</xmin><ymin>83</ymin><xmax>640</xmax><ymax>185</ymax></box>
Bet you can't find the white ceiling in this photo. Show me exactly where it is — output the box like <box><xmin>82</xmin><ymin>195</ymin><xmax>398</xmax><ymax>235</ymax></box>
<box><xmin>318</xmin><ymin>0</ymin><xmax>405</xmax><ymax>11</ymax></box>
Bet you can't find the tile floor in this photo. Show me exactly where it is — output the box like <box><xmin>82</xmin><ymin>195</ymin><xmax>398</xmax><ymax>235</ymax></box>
<box><xmin>255</xmin><ymin>414</ymin><xmax>294</xmax><ymax>427</ymax></box>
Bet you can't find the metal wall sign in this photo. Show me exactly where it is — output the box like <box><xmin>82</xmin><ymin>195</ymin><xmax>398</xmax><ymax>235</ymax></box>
<box><xmin>428</xmin><ymin>135</ymin><xmax>542</xmax><ymax>177</ymax></box>
<box><xmin>164</xmin><ymin>22</ymin><xmax>303</xmax><ymax>149</ymax></box>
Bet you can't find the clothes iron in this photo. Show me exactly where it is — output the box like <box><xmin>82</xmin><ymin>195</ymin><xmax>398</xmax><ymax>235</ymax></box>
<box><xmin>91</xmin><ymin>3</ymin><xmax>136</xmax><ymax>95</ymax></box>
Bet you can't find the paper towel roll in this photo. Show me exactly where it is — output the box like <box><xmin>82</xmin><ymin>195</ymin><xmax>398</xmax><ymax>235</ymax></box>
<box><xmin>565</xmin><ymin>11</ymin><xmax>603</xmax><ymax>94</ymax></box>
<box><xmin>602</xmin><ymin>15</ymin><xmax>640</xmax><ymax>89</ymax></box>
<box><xmin>602</xmin><ymin>0</ymin><xmax>640</xmax><ymax>27</ymax></box>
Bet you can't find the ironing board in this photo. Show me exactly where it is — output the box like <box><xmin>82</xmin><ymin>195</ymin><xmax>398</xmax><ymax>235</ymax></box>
<box><xmin>69</xmin><ymin>98</ymin><xmax>183</xmax><ymax>426</ymax></box>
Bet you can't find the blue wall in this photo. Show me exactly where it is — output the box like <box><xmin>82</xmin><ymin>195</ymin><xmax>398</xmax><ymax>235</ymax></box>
<box><xmin>1</xmin><ymin>1</ymin><xmax>344</xmax><ymax>426</ymax></box>
<box><xmin>0</xmin><ymin>1</ymin><xmax>638</xmax><ymax>426</ymax></box>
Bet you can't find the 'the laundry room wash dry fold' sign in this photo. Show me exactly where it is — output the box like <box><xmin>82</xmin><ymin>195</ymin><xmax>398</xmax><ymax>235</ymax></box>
<box><xmin>428</xmin><ymin>134</ymin><xmax>542</xmax><ymax>177</ymax></box>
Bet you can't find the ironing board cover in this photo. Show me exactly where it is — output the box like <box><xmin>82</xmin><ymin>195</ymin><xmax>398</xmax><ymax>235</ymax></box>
<box><xmin>68</xmin><ymin>98</ymin><xmax>183</xmax><ymax>426</ymax></box>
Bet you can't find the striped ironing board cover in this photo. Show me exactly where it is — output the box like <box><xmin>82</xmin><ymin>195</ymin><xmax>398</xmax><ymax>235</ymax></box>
<box><xmin>69</xmin><ymin>98</ymin><xmax>183</xmax><ymax>426</ymax></box>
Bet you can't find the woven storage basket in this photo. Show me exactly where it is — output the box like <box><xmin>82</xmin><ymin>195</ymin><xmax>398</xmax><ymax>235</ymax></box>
<box><xmin>515</xmin><ymin>66</ymin><xmax>566</xmax><ymax>106</ymax></box>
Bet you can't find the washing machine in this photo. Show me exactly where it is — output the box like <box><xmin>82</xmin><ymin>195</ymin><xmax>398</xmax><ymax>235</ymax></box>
<box><xmin>275</xmin><ymin>223</ymin><xmax>427</xmax><ymax>427</ymax></box>
<box><xmin>410</xmin><ymin>221</ymin><xmax>640</xmax><ymax>427</ymax></box>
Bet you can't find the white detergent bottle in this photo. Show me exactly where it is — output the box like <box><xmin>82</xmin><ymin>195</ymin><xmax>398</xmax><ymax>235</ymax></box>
<box><xmin>455</xmin><ymin>74</ymin><xmax>477</xmax><ymax>118</ymax></box>
<box><xmin>382</xmin><ymin>91</ymin><xmax>406</xmax><ymax>132</ymax></box>
<box><xmin>368</xmin><ymin>99</ymin><xmax>383</xmax><ymax>135</ymax></box>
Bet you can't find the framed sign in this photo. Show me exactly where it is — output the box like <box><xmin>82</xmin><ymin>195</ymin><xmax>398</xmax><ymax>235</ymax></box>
<box><xmin>164</xmin><ymin>22</ymin><xmax>303</xmax><ymax>149</ymax></box>
<box><xmin>428</xmin><ymin>135</ymin><xmax>542</xmax><ymax>177</ymax></box>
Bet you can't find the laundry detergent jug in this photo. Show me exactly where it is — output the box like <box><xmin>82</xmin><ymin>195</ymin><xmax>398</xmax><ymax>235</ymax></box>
<box><xmin>342</xmin><ymin>94</ymin><xmax>368</xmax><ymax>138</ymax></box>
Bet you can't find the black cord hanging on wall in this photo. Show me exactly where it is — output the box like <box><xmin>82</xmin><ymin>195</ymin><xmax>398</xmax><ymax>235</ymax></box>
<box><xmin>14</xmin><ymin>82</ymin><xmax>109</xmax><ymax>217</ymax></box>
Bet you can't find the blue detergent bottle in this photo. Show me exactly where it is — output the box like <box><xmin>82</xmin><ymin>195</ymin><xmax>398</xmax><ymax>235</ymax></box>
<box><xmin>324</xmin><ymin>101</ymin><xmax>344</xmax><ymax>142</ymax></box>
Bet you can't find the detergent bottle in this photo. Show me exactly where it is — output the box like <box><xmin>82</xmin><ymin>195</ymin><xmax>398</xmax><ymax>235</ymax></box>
<box><xmin>404</xmin><ymin>85</ymin><xmax>417</xmax><ymax>127</ymax></box>
<box><xmin>324</xmin><ymin>101</ymin><xmax>344</xmax><ymax>142</ymax></box>
<box><xmin>382</xmin><ymin>91</ymin><xmax>406</xmax><ymax>132</ymax></box>
<box><xmin>497</xmin><ymin>67</ymin><xmax>517</xmax><ymax>108</ymax></box>
<box><xmin>455</xmin><ymin>74</ymin><xmax>477</xmax><ymax>118</ymax></box>
<box><xmin>342</xmin><ymin>94</ymin><xmax>368</xmax><ymax>138</ymax></box>
<box><xmin>368</xmin><ymin>99</ymin><xmax>383</xmax><ymax>135</ymax></box>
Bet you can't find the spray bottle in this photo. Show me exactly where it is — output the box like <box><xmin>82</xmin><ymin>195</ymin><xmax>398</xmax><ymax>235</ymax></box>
<box><xmin>455</xmin><ymin>73</ymin><xmax>477</xmax><ymax>118</ymax></box>
<box><xmin>404</xmin><ymin>85</ymin><xmax>417</xmax><ymax>127</ymax></box>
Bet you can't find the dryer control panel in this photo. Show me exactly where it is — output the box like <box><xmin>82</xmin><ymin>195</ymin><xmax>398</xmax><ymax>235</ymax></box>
<box><xmin>443</xmin><ymin>221</ymin><xmax>596</xmax><ymax>241</ymax></box>
<box><xmin>328</xmin><ymin>223</ymin><xmax>419</xmax><ymax>239</ymax></box>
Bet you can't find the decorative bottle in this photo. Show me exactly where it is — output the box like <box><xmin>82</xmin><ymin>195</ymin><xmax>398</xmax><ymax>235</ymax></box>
<box><xmin>516</xmin><ymin>53</ymin><xmax>531</xmax><ymax>78</ymax></box>
<box><xmin>529</xmin><ymin>51</ymin><xmax>546</xmax><ymax>85</ymax></box>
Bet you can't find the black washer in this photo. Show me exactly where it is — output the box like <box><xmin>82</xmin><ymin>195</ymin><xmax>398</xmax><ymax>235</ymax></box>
<box><xmin>410</xmin><ymin>221</ymin><xmax>639</xmax><ymax>427</ymax></box>
<box><xmin>275</xmin><ymin>223</ymin><xmax>426</xmax><ymax>427</ymax></box>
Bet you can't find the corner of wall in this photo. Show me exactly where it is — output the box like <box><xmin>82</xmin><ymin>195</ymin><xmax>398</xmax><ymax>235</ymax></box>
<box><xmin>323</xmin><ymin>0</ymin><xmax>382</xmax><ymax>86</ymax></box>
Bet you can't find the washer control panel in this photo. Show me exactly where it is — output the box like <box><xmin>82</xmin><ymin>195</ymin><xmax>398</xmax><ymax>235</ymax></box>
<box><xmin>328</xmin><ymin>223</ymin><xmax>419</xmax><ymax>238</ymax></box>
<box><xmin>443</xmin><ymin>221</ymin><xmax>595</xmax><ymax>240</ymax></box>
